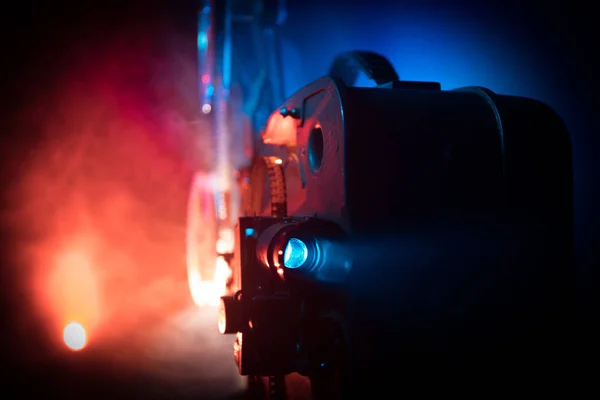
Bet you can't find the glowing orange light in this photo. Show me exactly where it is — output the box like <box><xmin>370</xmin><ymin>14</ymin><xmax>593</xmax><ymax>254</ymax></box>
<box><xmin>263</xmin><ymin>112</ymin><xmax>297</xmax><ymax>146</ymax></box>
<box><xmin>42</xmin><ymin>239</ymin><xmax>101</xmax><ymax>347</ymax></box>
<box><xmin>187</xmin><ymin>173</ymin><xmax>235</xmax><ymax>307</ymax></box>
<box><xmin>63</xmin><ymin>321</ymin><xmax>87</xmax><ymax>351</ymax></box>
<box><xmin>188</xmin><ymin>255</ymin><xmax>231</xmax><ymax>306</ymax></box>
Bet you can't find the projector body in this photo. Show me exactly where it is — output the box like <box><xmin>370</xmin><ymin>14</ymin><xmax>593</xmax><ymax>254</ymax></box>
<box><xmin>218</xmin><ymin>53</ymin><xmax>574</xmax><ymax>397</ymax></box>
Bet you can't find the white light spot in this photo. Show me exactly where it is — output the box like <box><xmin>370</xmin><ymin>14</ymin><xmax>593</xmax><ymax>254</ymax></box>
<box><xmin>63</xmin><ymin>321</ymin><xmax>87</xmax><ymax>351</ymax></box>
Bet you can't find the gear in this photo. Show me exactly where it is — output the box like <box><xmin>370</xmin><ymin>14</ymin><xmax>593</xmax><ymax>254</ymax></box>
<box><xmin>245</xmin><ymin>155</ymin><xmax>287</xmax><ymax>218</ymax></box>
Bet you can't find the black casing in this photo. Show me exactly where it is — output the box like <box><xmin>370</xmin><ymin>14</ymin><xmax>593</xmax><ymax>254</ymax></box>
<box><xmin>276</xmin><ymin>76</ymin><xmax>574</xmax><ymax>387</ymax></box>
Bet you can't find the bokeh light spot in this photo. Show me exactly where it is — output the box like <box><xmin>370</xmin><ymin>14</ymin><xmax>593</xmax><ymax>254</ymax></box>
<box><xmin>63</xmin><ymin>321</ymin><xmax>87</xmax><ymax>351</ymax></box>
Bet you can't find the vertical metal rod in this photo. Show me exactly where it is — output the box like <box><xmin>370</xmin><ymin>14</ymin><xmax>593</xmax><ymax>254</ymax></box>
<box><xmin>213</xmin><ymin>0</ymin><xmax>232</xmax><ymax>193</ymax></box>
<box><xmin>198</xmin><ymin>1</ymin><xmax>214</xmax><ymax>110</ymax></box>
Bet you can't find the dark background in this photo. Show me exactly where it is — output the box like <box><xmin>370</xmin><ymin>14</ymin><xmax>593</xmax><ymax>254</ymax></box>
<box><xmin>1</xmin><ymin>0</ymin><xmax>597</xmax><ymax>397</ymax></box>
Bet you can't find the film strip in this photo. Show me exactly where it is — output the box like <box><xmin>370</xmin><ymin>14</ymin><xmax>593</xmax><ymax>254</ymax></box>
<box><xmin>248</xmin><ymin>155</ymin><xmax>288</xmax><ymax>218</ymax></box>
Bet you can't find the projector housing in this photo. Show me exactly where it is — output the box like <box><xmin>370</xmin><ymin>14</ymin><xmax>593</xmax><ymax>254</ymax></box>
<box><xmin>219</xmin><ymin>51</ymin><xmax>574</xmax><ymax>397</ymax></box>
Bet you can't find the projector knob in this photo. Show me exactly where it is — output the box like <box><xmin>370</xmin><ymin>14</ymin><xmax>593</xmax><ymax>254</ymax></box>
<box><xmin>218</xmin><ymin>295</ymin><xmax>243</xmax><ymax>334</ymax></box>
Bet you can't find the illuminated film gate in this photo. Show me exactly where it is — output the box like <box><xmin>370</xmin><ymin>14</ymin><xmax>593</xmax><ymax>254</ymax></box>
<box><xmin>186</xmin><ymin>1</ymin><xmax>574</xmax><ymax>398</ymax></box>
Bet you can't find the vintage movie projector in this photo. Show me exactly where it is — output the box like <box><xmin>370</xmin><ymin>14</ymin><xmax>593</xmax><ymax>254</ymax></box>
<box><xmin>214</xmin><ymin>50</ymin><xmax>574</xmax><ymax>398</ymax></box>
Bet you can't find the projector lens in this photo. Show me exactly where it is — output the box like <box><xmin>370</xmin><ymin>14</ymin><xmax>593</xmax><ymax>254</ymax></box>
<box><xmin>283</xmin><ymin>238</ymin><xmax>308</xmax><ymax>269</ymax></box>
